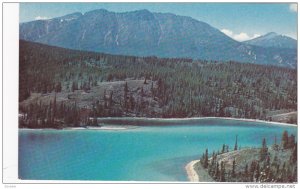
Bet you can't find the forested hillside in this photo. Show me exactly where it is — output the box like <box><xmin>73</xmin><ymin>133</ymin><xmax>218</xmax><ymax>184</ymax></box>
<box><xmin>19</xmin><ymin>40</ymin><xmax>297</xmax><ymax>128</ymax></box>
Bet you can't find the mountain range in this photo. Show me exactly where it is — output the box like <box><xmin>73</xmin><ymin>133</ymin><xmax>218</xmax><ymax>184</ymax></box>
<box><xmin>244</xmin><ymin>32</ymin><xmax>297</xmax><ymax>49</ymax></box>
<box><xmin>19</xmin><ymin>9</ymin><xmax>297</xmax><ymax>68</ymax></box>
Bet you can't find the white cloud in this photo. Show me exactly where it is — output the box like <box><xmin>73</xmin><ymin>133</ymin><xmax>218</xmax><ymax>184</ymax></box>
<box><xmin>253</xmin><ymin>34</ymin><xmax>261</xmax><ymax>38</ymax></box>
<box><xmin>221</xmin><ymin>29</ymin><xmax>261</xmax><ymax>42</ymax></box>
<box><xmin>289</xmin><ymin>4</ymin><xmax>297</xmax><ymax>12</ymax></box>
<box><xmin>220</xmin><ymin>29</ymin><xmax>233</xmax><ymax>37</ymax></box>
<box><xmin>34</xmin><ymin>16</ymin><xmax>48</xmax><ymax>20</ymax></box>
<box><xmin>234</xmin><ymin>32</ymin><xmax>250</xmax><ymax>41</ymax></box>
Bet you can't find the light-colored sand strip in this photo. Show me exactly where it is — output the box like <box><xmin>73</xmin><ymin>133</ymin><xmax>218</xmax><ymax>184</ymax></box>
<box><xmin>64</xmin><ymin>126</ymin><xmax>138</xmax><ymax>130</ymax></box>
<box><xmin>20</xmin><ymin>126</ymin><xmax>138</xmax><ymax>131</ymax></box>
<box><xmin>86</xmin><ymin>126</ymin><xmax>136</xmax><ymax>130</ymax></box>
<box><xmin>99</xmin><ymin>116</ymin><xmax>297</xmax><ymax>127</ymax></box>
<box><xmin>212</xmin><ymin>117</ymin><xmax>297</xmax><ymax>127</ymax></box>
<box><xmin>185</xmin><ymin>160</ymin><xmax>199</xmax><ymax>182</ymax></box>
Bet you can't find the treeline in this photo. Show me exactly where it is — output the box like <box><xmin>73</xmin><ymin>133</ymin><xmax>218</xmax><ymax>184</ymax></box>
<box><xmin>19</xmin><ymin>95</ymin><xmax>88</xmax><ymax>128</ymax></box>
<box><xmin>200</xmin><ymin>131</ymin><xmax>297</xmax><ymax>182</ymax></box>
<box><xmin>19</xmin><ymin>40</ymin><xmax>297</xmax><ymax>127</ymax></box>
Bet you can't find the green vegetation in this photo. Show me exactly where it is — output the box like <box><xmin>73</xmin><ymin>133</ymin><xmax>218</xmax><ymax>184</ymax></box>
<box><xmin>19</xmin><ymin>40</ymin><xmax>297</xmax><ymax>128</ymax></box>
<box><xmin>199</xmin><ymin>130</ymin><xmax>297</xmax><ymax>182</ymax></box>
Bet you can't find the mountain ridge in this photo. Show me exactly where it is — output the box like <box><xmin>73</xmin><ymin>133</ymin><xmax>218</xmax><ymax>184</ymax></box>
<box><xmin>244</xmin><ymin>32</ymin><xmax>297</xmax><ymax>49</ymax></box>
<box><xmin>20</xmin><ymin>9</ymin><xmax>297</xmax><ymax>68</ymax></box>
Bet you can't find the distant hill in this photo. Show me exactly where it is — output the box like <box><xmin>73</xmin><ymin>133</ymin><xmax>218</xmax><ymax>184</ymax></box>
<box><xmin>19</xmin><ymin>40</ymin><xmax>297</xmax><ymax>128</ymax></box>
<box><xmin>244</xmin><ymin>32</ymin><xmax>297</xmax><ymax>49</ymax></box>
<box><xmin>20</xmin><ymin>9</ymin><xmax>297</xmax><ymax>68</ymax></box>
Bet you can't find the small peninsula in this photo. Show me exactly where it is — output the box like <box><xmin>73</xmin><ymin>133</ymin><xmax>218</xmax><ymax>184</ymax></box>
<box><xmin>186</xmin><ymin>131</ymin><xmax>297</xmax><ymax>182</ymax></box>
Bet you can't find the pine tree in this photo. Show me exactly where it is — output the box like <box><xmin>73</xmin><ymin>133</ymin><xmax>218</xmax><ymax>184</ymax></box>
<box><xmin>221</xmin><ymin>144</ymin><xmax>226</xmax><ymax>154</ymax></box>
<box><xmin>260</xmin><ymin>138</ymin><xmax>268</xmax><ymax>161</ymax></box>
<box><xmin>244</xmin><ymin>164</ymin><xmax>249</xmax><ymax>181</ymax></box>
<box><xmin>234</xmin><ymin>135</ymin><xmax>238</xmax><ymax>151</ymax></box>
<box><xmin>129</xmin><ymin>94</ymin><xmax>135</xmax><ymax>111</ymax></box>
<box><xmin>220</xmin><ymin>161</ymin><xmax>226</xmax><ymax>182</ymax></box>
<box><xmin>280</xmin><ymin>162</ymin><xmax>287</xmax><ymax>182</ymax></box>
<box><xmin>124</xmin><ymin>82</ymin><xmax>128</xmax><ymax>111</ymax></box>
<box><xmin>109</xmin><ymin>91</ymin><xmax>113</xmax><ymax>107</ymax></box>
<box><xmin>281</xmin><ymin>130</ymin><xmax>289</xmax><ymax>149</ymax></box>
<box><xmin>273</xmin><ymin>135</ymin><xmax>279</xmax><ymax>151</ymax></box>
<box><xmin>290</xmin><ymin>143</ymin><xmax>297</xmax><ymax>163</ymax></box>
<box><xmin>292</xmin><ymin>165</ymin><xmax>297</xmax><ymax>182</ymax></box>
<box><xmin>201</xmin><ymin>153</ymin><xmax>205</xmax><ymax>162</ymax></box>
<box><xmin>103</xmin><ymin>90</ymin><xmax>107</xmax><ymax>108</ymax></box>
<box><xmin>288</xmin><ymin>134</ymin><xmax>295</xmax><ymax>149</ymax></box>
<box><xmin>214</xmin><ymin>161</ymin><xmax>220</xmax><ymax>180</ymax></box>
<box><xmin>211</xmin><ymin>151</ymin><xmax>216</xmax><ymax>167</ymax></box>
<box><xmin>275</xmin><ymin>164</ymin><xmax>280</xmax><ymax>176</ymax></box>
<box><xmin>266</xmin><ymin>168</ymin><xmax>273</xmax><ymax>182</ymax></box>
<box><xmin>204</xmin><ymin>148</ymin><xmax>209</xmax><ymax>169</ymax></box>
<box><xmin>232</xmin><ymin>158</ymin><xmax>236</xmax><ymax>178</ymax></box>
<box><xmin>254</xmin><ymin>163</ymin><xmax>260</xmax><ymax>182</ymax></box>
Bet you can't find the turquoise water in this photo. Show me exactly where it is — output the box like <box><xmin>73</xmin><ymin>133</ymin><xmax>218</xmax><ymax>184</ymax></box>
<box><xmin>19</xmin><ymin>118</ymin><xmax>297</xmax><ymax>181</ymax></box>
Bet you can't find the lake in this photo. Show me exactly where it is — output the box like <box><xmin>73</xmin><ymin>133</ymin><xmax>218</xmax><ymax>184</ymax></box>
<box><xmin>19</xmin><ymin>118</ymin><xmax>297</xmax><ymax>181</ymax></box>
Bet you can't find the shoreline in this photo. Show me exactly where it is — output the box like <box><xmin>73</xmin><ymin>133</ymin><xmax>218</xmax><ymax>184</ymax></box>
<box><xmin>19</xmin><ymin>116</ymin><xmax>297</xmax><ymax>130</ymax></box>
<box><xmin>20</xmin><ymin>125</ymin><xmax>139</xmax><ymax>131</ymax></box>
<box><xmin>97</xmin><ymin>116</ymin><xmax>297</xmax><ymax>127</ymax></box>
<box><xmin>185</xmin><ymin>160</ymin><xmax>199</xmax><ymax>182</ymax></box>
<box><xmin>65</xmin><ymin>125</ymin><xmax>139</xmax><ymax>130</ymax></box>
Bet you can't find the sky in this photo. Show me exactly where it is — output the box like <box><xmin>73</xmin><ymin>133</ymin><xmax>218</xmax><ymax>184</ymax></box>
<box><xmin>20</xmin><ymin>3</ymin><xmax>298</xmax><ymax>41</ymax></box>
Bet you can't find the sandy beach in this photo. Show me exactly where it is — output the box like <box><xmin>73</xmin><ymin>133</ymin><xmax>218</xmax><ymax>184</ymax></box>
<box><xmin>185</xmin><ymin>160</ymin><xmax>199</xmax><ymax>182</ymax></box>
<box><xmin>64</xmin><ymin>125</ymin><xmax>138</xmax><ymax>130</ymax></box>
<box><xmin>20</xmin><ymin>116</ymin><xmax>297</xmax><ymax>131</ymax></box>
<box><xmin>98</xmin><ymin>116</ymin><xmax>297</xmax><ymax>127</ymax></box>
<box><xmin>186</xmin><ymin>160</ymin><xmax>215</xmax><ymax>182</ymax></box>
<box><xmin>20</xmin><ymin>125</ymin><xmax>138</xmax><ymax>131</ymax></box>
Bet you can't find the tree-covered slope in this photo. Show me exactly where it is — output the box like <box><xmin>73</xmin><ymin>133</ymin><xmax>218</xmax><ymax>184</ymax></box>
<box><xmin>19</xmin><ymin>40</ymin><xmax>297</xmax><ymax>128</ymax></box>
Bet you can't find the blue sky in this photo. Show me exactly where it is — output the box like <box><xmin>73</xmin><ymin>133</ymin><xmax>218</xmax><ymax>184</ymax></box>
<box><xmin>20</xmin><ymin>3</ymin><xmax>298</xmax><ymax>41</ymax></box>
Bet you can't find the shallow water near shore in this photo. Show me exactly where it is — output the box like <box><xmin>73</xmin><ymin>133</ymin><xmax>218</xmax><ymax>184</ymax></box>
<box><xmin>19</xmin><ymin>118</ymin><xmax>297</xmax><ymax>181</ymax></box>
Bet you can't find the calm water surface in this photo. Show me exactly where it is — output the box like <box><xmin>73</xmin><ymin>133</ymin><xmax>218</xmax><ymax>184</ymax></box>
<box><xmin>19</xmin><ymin>118</ymin><xmax>297</xmax><ymax>181</ymax></box>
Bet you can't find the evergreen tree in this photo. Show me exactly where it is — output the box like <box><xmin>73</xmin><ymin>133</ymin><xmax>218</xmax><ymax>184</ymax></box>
<box><xmin>260</xmin><ymin>138</ymin><xmax>268</xmax><ymax>161</ymax></box>
<box><xmin>232</xmin><ymin>158</ymin><xmax>236</xmax><ymax>178</ymax></box>
<box><xmin>280</xmin><ymin>162</ymin><xmax>287</xmax><ymax>182</ymax></box>
<box><xmin>201</xmin><ymin>153</ymin><xmax>205</xmax><ymax>162</ymax></box>
<box><xmin>129</xmin><ymin>94</ymin><xmax>135</xmax><ymax>111</ymax></box>
<box><xmin>109</xmin><ymin>91</ymin><xmax>113</xmax><ymax>107</ymax></box>
<box><xmin>220</xmin><ymin>161</ymin><xmax>226</xmax><ymax>182</ymax></box>
<box><xmin>124</xmin><ymin>82</ymin><xmax>129</xmax><ymax>111</ymax></box>
<box><xmin>221</xmin><ymin>144</ymin><xmax>226</xmax><ymax>154</ymax></box>
<box><xmin>234</xmin><ymin>135</ymin><xmax>238</xmax><ymax>151</ymax></box>
<box><xmin>254</xmin><ymin>163</ymin><xmax>260</xmax><ymax>182</ymax></box>
<box><xmin>244</xmin><ymin>164</ymin><xmax>249</xmax><ymax>181</ymax></box>
<box><xmin>214</xmin><ymin>161</ymin><xmax>220</xmax><ymax>180</ymax></box>
<box><xmin>288</xmin><ymin>134</ymin><xmax>295</xmax><ymax>149</ymax></box>
<box><xmin>281</xmin><ymin>130</ymin><xmax>289</xmax><ymax>149</ymax></box>
<box><xmin>292</xmin><ymin>165</ymin><xmax>297</xmax><ymax>182</ymax></box>
<box><xmin>273</xmin><ymin>135</ymin><xmax>279</xmax><ymax>151</ymax></box>
<box><xmin>290</xmin><ymin>144</ymin><xmax>297</xmax><ymax>163</ymax></box>
<box><xmin>203</xmin><ymin>148</ymin><xmax>209</xmax><ymax>169</ymax></box>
